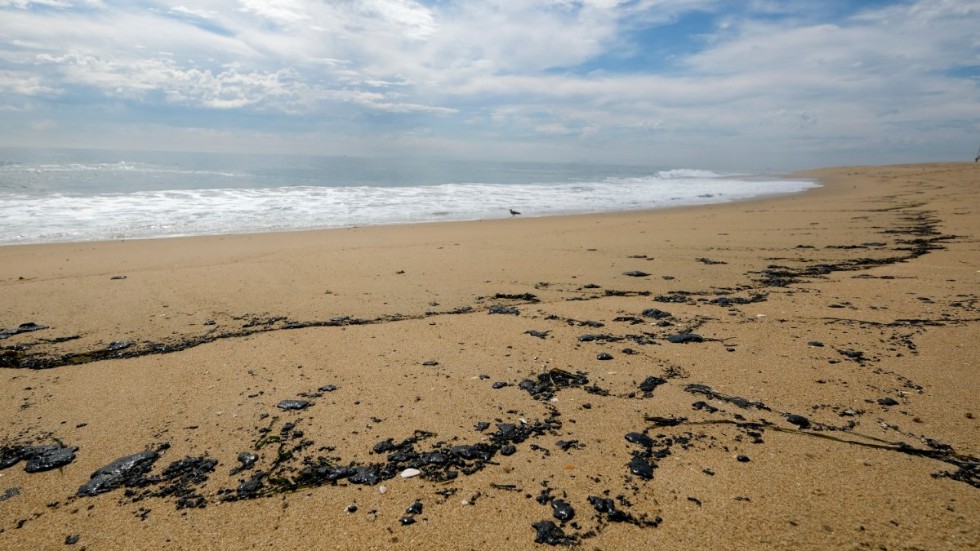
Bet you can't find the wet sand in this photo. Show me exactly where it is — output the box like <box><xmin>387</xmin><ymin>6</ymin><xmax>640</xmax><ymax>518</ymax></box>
<box><xmin>0</xmin><ymin>163</ymin><xmax>977</xmax><ymax>550</ymax></box>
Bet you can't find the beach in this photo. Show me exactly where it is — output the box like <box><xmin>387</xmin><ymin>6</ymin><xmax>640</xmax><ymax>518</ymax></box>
<box><xmin>0</xmin><ymin>162</ymin><xmax>977</xmax><ymax>549</ymax></box>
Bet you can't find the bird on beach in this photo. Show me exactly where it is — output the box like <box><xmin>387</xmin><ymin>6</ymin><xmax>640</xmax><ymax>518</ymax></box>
<box><xmin>509</xmin><ymin>209</ymin><xmax>521</xmax><ymax>216</ymax></box>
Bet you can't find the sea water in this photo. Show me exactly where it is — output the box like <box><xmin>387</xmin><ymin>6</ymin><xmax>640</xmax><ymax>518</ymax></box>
<box><xmin>0</xmin><ymin>148</ymin><xmax>818</xmax><ymax>245</ymax></box>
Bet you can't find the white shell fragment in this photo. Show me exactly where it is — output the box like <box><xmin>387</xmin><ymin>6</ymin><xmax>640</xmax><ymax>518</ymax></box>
<box><xmin>400</xmin><ymin>468</ymin><xmax>421</xmax><ymax>478</ymax></box>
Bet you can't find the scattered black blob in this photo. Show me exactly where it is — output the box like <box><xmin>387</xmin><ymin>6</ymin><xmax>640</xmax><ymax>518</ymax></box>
<box><xmin>110</xmin><ymin>275</ymin><xmax>127</xmax><ymax>280</ymax></box>
<box><xmin>667</xmin><ymin>332</ymin><xmax>704</xmax><ymax>344</ymax></box>
<box><xmin>287</xmin><ymin>423</ymin><xmax>562</xmax><ymax>492</ymax></box>
<box><xmin>577</xmin><ymin>333</ymin><xmax>618</xmax><ymax>343</ymax></box>
<box><xmin>276</xmin><ymin>400</ymin><xmax>310</xmax><ymax>411</ymax></box>
<box><xmin>153</xmin><ymin>456</ymin><xmax>219</xmax><ymax>510</ymax></box>
<box><xmin>641</xmin><ymin>308</ymin><xmax>672</xmax><ymax>319</ymax></box>
<box><xmin>345</xmin><ymin>504</ymin><xmax>358</xmax><ymax>513</ymax></box>
<box><xmin>0</xmin><ymin>487</ymin><xmax>20</xmax><ymax>501</ymax></box>
<box><xmin>583</xmin><ymin>383</ymin><xmax>611</xmax><ymax>396</ymax></box>
<box><xmin>629</xmin><ymin>453</ymin><xmax>654</xmax><ymax>479</ymax></box>
<box><xmin>687</xmin><ymin>497</ymin><xmax>702</xmax><ymax>506</ymax></box>
<box><xmin>373</xmin><ymin>438</ymin><xmax>401</xmax><ymax>454</ymax></box>
<box><xmin>696</xmin><ymin>257</ymin><xmax>727</xmax><ymax>265</ymax></box>
<box><xmin>518</xmin><ymin>369</ymin><xmax>589</xmax><ymax>401</ymax></box>
<box><xmin>525</xmin><ymin>330</ymin><xmax>550</xmax><ymax>339</ymax></box>
<box><xmin>236</xmin><ymin>474</ymin><xmax>264</xmax><ymax>498</ymax></box>
<box><xmin>400</xmin><ymin>515</ymin><xmax>416</xmax><ymax>526</ymax></box>
<box><xmin>625</xmin><ymin>432</ymin><xmax>654</xmax><ymax>448</ymax></box>
<box><xmin>596</xmin><ymin>352</ymin><xmax>614</xmax><ymax>361</ymax></box>
<box><xmin>22</xmin><ymin>445</ymin><xmax>77</xmax><ymax>473</ymax></box>
<box><xmin>638</xmin><ymin>376</ymin><xmax>667</xmax><ymax>393</ymax></box>
<box><xmin>230</xmin><ymin>452</ymin><xmax>258</xmax><ymax>475</ymax></box>
<box><xmin>2</xmin><ymin>443</ymin><xmax>79</xmax><ymax>473</ymax></box>
<box><xmin>685</xmin><ymin>384</ymin><xmax>770</xmax><ymax>411</ymax></box>
<box><xmin>0</xmin><ymin>322</ymin><xmax>48</xmax><ymax>340</ymax></box>
<box><xmin>837</xmin><ymin>349</ymin><xmax>867</xmax><ymax>363</ymax></box>
<box><xmin>77</xmin><ymin>450</ymin><xmax>160</xmax><ymax>497</ymax></box>
<box><xmin>491</xmin><ymin>381</ymin><xmax>508</xmax><ymax>389</ymax></box>
<box><xmin>878</xmin><ymin>397</ymin><xmax>900</xmax><ymax>406</ymax></box>
<box><xmin>588</xmin><ymin>496</ymin><xmax>626</xmax><ymax>521</ymax></box>
<box><xmin>654</xmin><ymin>293</ymin><xmax>691</xmax><ymax>304</ymax></box>
<box><xmin>691</xmin><ymin>401</ymin><xmax>719</xmax><ymax>413</ymax></box>
<box><xmin>604</xmin><ymin>289</ymin><xmax>652</xmax><ymax>298</ymax></box>
<box><xmin>318</xmin><ymin>385</ymin><xmax>337</xmax><ymax>392</ymax></box>
<box><xmin>613</xmin><ymin>315</ymin><xmax>644</xmax><ymax>324</ymax></box>
<box><xmin>422</xmin><ymin>360</ymin><xmax>439</xmax><ymax>366</ymax></box>
<box><xmin>786</xmin><ymin>415</ymin><xmax>811</xmax><ymax>429</ymax></box>
<box><xmin>532</xmin><ymin>520</ymin><xmax>575</xmax><ymax>545</ymax></box>
<box><xmin>406</xmin><ymin>500</ymin><xmax>423</xmax><ymax>515</ymax></box>
<box><xmin>623</xmin><ymin>271</ymin><xmax>650</xmax><ymax>277</ymax></box>
<box><xmin>556</xmin><ymin>440</ymin><xmax>581</xmax><ymax>452</ymax></box>
<box><xmin>65</xmin><ymin>534</ymin><xmax>80</xmax><ymax>545</ymax></box>
<box><xmin>708</xmin><ymin>294</ymin><xmax>767</xmax><ymax>306</ymax></box>
<box><xmin>0</xmin><ymin>446</ymin><xmax>22</xmax><ymax>470</ymax></box>
<box><xmin>106</xmin><ymin>340</ymin><xmax>134</xmax><ymax>352</ymax></box>
<box><xmin>488</xmin><ymin>305</ymin><xmax>520</xmax><ymax>315</ymax></box>
<box><xmin>807</xmin><ymin>341</ymin><xmax>825</xmax><ymax>347</ymax></box>
<box><xmin>475</xmin><ymin>422</ymin><xmax>491</xmax><ymax>431</ymax></box>
<box><xmin>647</xmin><ymin>416</ymin><xmax>686</xmax><ymax>427</ymax></box>
<box><xmin>744</xmin><ymin>428</ymin><xmax>765</xmax><ymax>444</ymax></box>
<box><xmin>551</xmin><ymin>499</ymin><xmax>575</xmax><ymax>522</ymax></box>
<box><xmin>736</xmin><ymin>455</ymin><xmax>751</xmax><ymax>463</ymax></box>
<box><xmin>587</xmin><ymin>496</ymin><xmax>661</xmax><ymax>526</ymax></box>
<box><xmin>493</xmin><ymin>293</ymin><xmax>539</xmax><ymax>302</ymax></box>
<box><xmin>348</xmin><ymin>466</ymin><xmax>382</xmax><ymax>485</ymax></box>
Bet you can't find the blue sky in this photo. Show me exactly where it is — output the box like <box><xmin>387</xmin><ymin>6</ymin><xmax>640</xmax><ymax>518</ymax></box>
<box><xmin>0</xmin><ymin>0</ymin><xmax>977</xmax><ymax>170</ymax></box>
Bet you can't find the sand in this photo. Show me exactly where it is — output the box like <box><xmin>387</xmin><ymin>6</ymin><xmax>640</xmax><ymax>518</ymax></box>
<box><xmin>0</xmin><ymin>163</ymin><xmax>977</xmax><ymax>550</ymax></box>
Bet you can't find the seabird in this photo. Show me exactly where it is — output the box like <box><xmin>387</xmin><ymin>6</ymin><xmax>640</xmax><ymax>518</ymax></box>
<box><xmin>509</xmin><ymin>209</ymin><xmax>521</xmax><ymax>216</ymax></box>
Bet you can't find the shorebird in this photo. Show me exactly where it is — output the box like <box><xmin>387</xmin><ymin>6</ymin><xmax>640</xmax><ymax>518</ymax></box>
<box><xmin>509</xmin><ymin>209</ymin><xmax>521</xmax><ymax>216</ymax></box>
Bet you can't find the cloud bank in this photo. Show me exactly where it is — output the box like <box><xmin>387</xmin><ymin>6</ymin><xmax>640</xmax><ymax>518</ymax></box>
<box><xmin>0</xmin><ymin>0</ymin><xmax>978</xmax><ymax>170</ymax></box>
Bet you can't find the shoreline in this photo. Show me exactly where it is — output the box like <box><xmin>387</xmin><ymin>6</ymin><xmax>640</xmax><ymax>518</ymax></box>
<box><xmin>0</xmin><ymin>163</ymin><xmax>977</xmax><ymax>549</ymax></box>
<box><xmin>0</xmin><ymin>169</ymin><xmax>821</xmax><ymax>249</ymax></box>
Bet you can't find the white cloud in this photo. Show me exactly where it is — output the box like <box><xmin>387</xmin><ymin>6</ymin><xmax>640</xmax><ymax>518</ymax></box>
<box><xmin>169</xmin><ymin>5</ymin><xmax>217</xmax><ymax>20</ymax></box>
<box><xmin>0</xmin><ymin>0</ymin><xmax>977</xmax><ymax>167</ymax></box>
<box><xmin>237</xmin><ymin>0</ymin><xmax>309</xmax><ymax>24</ymax></box>
<box><xmin>0</xmin><ymin>69</ymin><xmax>58</xmax><ymax>95</ymax></box>
<box><xmin>0</xmin><ymin>0</ymin><xmax>71</xmax><ymax>8</ymax></box>
<box><xmin>356</xmin><ymin>0</ymin><xmax>437</xmax><ymax>40</ymax></box>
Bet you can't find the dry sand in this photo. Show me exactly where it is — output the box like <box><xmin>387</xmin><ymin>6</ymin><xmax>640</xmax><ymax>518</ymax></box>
<box><xmin>0</xmin><ymin>163</ymin><xmax>977</xmax><ymax>550</ymax></box>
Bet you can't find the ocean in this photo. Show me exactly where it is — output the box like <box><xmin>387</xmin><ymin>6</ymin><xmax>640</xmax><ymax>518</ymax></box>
<box><xmin>0</xmin><ymin>148</ymin><xmax>819</xmax><ymax>246</ymax></box>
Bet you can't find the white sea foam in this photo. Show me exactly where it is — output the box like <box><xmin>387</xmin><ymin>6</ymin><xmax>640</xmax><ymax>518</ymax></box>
<box><xmin>0</xmin><ymin>150</ymin><xmax>819</xmax><ymax>245</ymax></box>
<box><xmin>0</xmin><ymin>173</ymin><xmax>818</xmax><ymax>245</ymax></box>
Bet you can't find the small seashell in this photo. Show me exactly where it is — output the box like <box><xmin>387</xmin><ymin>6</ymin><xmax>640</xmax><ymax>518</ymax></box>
<box><xmin>400</xmin><ymin>468</ymin><xmax>421</xmax><ymax>478</ymax></box>
<box><xmin>378</xmin><ymin>485</ymin><xmax>388</xmax><ymax>494</ymax></box>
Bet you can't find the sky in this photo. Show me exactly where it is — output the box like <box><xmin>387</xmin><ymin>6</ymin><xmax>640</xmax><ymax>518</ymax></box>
<box><xmin>0</xmin><ymin>0</ymin><xmax>978</xmax><ymax>171</ymax></box>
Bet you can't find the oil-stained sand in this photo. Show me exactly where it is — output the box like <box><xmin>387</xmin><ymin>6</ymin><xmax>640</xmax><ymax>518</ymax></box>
<box><xmin>0</xmin><ymin>163</ymin><xmax>977</xmax><ymax>549</ymax></box>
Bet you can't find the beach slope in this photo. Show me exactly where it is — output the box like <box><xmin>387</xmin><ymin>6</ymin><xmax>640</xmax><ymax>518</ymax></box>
<box><xmin>0</xmin><ymin>163</ymin><xmax>977</xmax><ymax>549</ymax></box>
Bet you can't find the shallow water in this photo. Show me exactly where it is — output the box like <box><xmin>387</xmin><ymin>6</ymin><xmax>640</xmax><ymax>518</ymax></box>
<box><xmin>0</xmin><ymin>148</ymin><xmax>818</xmax><ymax>245</ymax></box>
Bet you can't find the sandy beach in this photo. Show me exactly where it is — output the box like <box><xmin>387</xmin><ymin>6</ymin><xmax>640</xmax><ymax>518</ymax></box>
<box><xmin>0</xmin><ymin>163</ymin><xmax>977</xmax><ymax>549</ymax></box>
